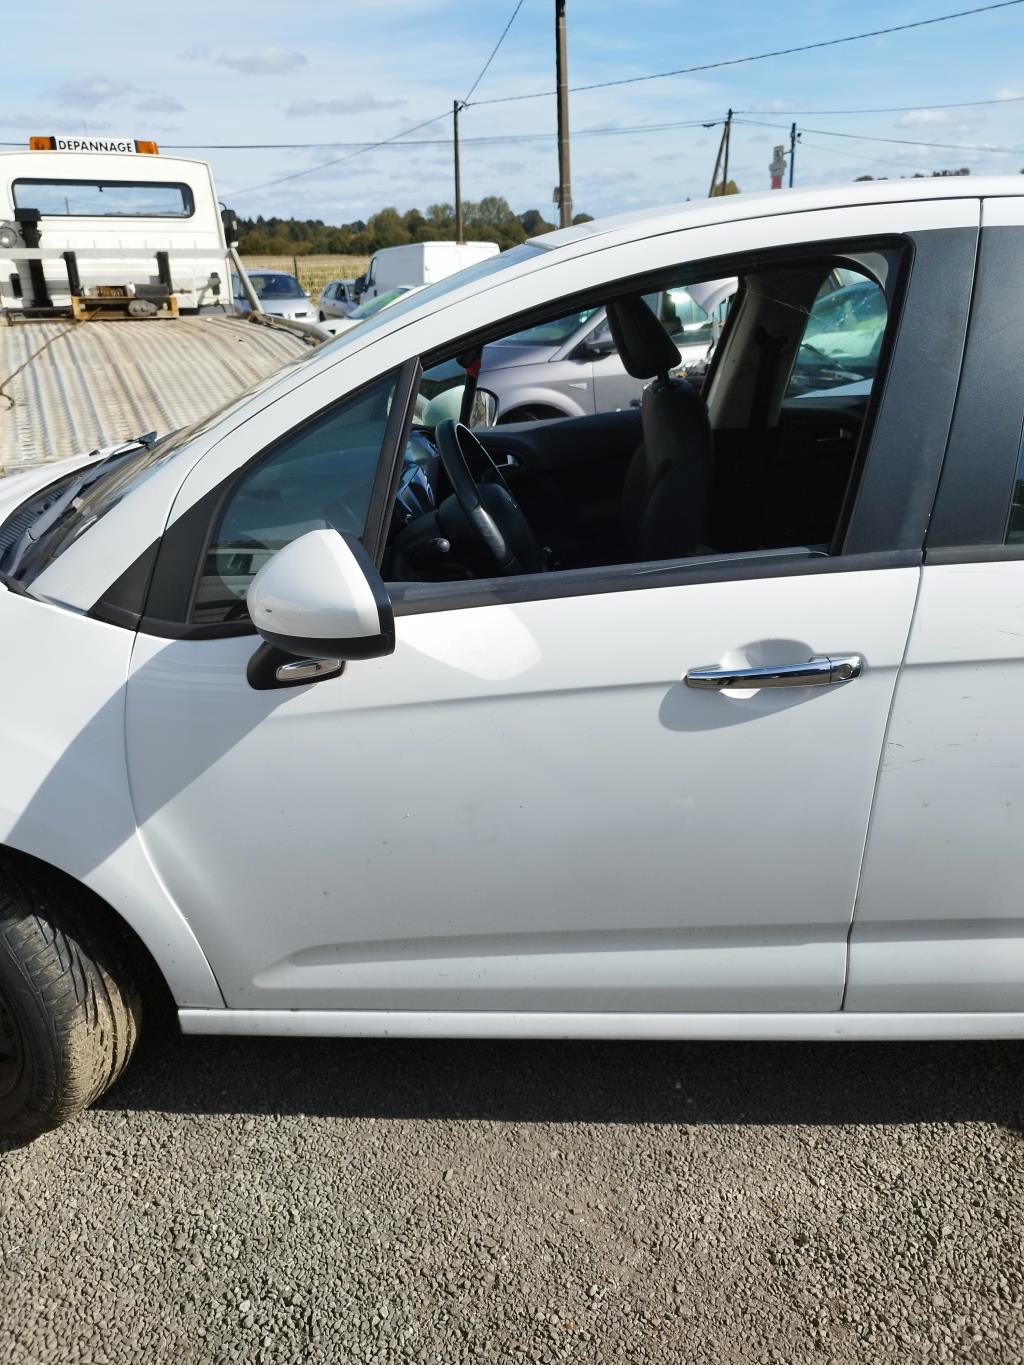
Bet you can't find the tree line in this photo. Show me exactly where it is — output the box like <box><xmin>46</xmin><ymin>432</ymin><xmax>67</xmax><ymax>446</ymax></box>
<box><xmin>237</xmin><ymin>197</ymin><xmax>594</xmax><ymax>256</ymax></box>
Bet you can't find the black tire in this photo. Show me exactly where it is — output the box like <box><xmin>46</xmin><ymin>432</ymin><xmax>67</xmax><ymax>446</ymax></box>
<box><xmin>497</xmin><ymin>405</ymin><xmax>563</xmax><ymax>425</ymax></box>
<box><xmin>0</xmin><ymin>855</ymin><xmax>143</xmax><ymax>1138</ymax></box>
<box><xmin>318</xmin><ymin>310</ymin><xmax>326</xmax><ymax>322</ymax></box>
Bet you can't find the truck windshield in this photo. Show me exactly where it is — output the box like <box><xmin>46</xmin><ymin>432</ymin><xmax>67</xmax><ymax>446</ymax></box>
<box><xmin>12</xmin><ymin>179</ymin><xmax>194</xmax><ymax>217</ymax></box>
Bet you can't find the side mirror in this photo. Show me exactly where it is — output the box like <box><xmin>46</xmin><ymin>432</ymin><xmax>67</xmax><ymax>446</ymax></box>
<box><xmin>246</xmin><ymin>530</ymin><xmax>394</xmax><ymax>688</ymax></box>
<box><xmin>221</xmin><ymin>206</ymin><xmax>240</xmax><ymax>247</ymax></box>
<box><xmin>577</xmin><ymin>331</ymin><xmax>617</xmax><ymax>359</ymax></box>
<box><xmin>471</xmin><ymin>388</ymin><xmax>498</xmax><ymax>428</ymax></box>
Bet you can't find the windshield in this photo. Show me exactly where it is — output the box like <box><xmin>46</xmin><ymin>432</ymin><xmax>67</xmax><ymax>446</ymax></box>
<box><xmin>3</xmin><ymin>350</ymin><xmax>313</xmax><ymax>587</ymax></box>
<box><xmin>249</xmin><ymin>273</ymin><xmax>306</xmax><ymax>299</ymax></box>
<box><xmin>493</xmin><ymin>307</ymin><xmax>600</xmax><ymax>347</ymax></box>
<box><xmin>8</xmin><ymin>436</ymin><xmax>182</xmax><ymax>583</ymax></box>
<box><xmin>350</xmin><ymin>288</ymin><xmax>413</xmax><ymax>320</ymax></box>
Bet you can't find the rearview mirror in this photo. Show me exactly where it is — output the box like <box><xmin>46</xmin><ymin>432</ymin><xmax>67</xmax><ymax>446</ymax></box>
<box><xmin>246</xmin><ymin>529</ymin><xmax>394</xmax><ymax>678</ymax></box>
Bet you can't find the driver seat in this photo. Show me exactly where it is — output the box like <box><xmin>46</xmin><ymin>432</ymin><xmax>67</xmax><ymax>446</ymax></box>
<box><xmin>605</xmin><ymin>296</ymin><xmax>714</xmax><ymax>560</ymax></box>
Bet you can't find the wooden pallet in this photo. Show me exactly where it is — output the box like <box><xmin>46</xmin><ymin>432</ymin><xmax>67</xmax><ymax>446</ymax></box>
<box><xmin>70</xmin><ymin>294</ymin><xmax>179</xmax><ymax>321</ymax></box>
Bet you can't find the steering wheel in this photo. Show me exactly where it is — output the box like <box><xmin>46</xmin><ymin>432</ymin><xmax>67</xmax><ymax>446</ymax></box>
<box><xmin>434</xmin><ymin>420</ymin><xmax>547</xmax><ymax>575</ymax></box>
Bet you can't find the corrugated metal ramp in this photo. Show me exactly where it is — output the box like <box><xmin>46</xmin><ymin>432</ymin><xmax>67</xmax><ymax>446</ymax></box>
<box><xmin>0</xmin><ymin>315</ymin><xmax>309</xmax><ymax>473</ymax></box>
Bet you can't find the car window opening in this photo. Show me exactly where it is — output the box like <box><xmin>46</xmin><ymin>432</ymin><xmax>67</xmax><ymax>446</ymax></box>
<box><xmin>111</xmin><ymin>240</ymin><xmax>901</xmax><ymax>631</ymax></box>
<box><xmin>379</xmin><ymin>249</ymin><xmax>897</xmax><ymax>589</ymax></box>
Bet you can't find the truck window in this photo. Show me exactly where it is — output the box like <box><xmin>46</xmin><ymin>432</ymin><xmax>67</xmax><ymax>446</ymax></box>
<box><xmin>12</xmin><ymin>179</ymin><xmax>194</xmax><ymax>218</ymax></box>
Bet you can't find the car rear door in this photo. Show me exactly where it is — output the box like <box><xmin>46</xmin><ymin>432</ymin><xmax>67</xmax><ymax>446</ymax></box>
<box><xmin>847</xmin><ymin>197</ymin><xmax>1024</xmax><ymax>1013</ymax></box>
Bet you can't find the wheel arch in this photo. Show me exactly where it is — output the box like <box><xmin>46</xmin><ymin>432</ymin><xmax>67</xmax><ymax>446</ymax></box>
<box><xmin>485</xmin><ymin>380</ymin><xmax>587</xmax><ymax>423</ymax></box>
<box><xmin>0</xmin><ymin>837</ymin><xmax>224</xmax><ymax>1010</ymax></box>
<box><xmin>499</xmin><ymin>401</ymin><xmax>569</xmax><ymax>422</ymax></box>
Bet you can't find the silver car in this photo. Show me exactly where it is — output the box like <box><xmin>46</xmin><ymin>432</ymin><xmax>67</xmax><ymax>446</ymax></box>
<box><xmin>232</xmin><ymin>270</ymin><xmax>313</xmax><ymax>322</ymax></box>
<box><xmin>318</xmin><ymin>278</ymin><xmax>359</xmax><ymax>321</ymax></box>
<box><xmin>478</xmin><ymin>284</ymin><xmax>734</xmax><ymax>423</ymax></box>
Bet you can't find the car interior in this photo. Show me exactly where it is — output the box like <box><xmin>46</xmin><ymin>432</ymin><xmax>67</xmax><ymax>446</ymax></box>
<box><xmin>382</xmin><ymin>246</ymin><xmax>898</xmax><ymax>586</ymax></box>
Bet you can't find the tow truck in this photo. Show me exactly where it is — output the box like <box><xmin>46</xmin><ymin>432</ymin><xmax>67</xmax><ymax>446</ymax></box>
<box><xmin>0</xmin><ymin>135</ymin><xmax>324</xmax><ymax>473</ymax></box>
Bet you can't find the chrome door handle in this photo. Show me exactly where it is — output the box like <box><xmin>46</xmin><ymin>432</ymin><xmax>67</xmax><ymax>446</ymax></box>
<box><xmin>684</xmin><ymin>654</ymin><xmax>862</xmax><ymax>690</ymax></box>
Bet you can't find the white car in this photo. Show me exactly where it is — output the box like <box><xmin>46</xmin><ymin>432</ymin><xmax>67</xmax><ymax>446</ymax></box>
<box><xmin>1</xmin><ymin>177</ymin><xmax>1023</xmax><ymax>1136</ymax></box>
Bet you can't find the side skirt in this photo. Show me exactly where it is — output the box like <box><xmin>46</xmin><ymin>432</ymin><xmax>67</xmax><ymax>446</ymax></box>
<box><xmin>179</xmin><ymin>1009</ymin><xmax>1024</xmax><ymax>1042</ymax></box>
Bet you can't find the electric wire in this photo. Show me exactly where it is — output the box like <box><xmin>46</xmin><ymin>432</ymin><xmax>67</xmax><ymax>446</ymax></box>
<box><xmin>734</xmin><ymin>117</ymin><xmax>1024</xmax><ymax>156</ymax></box>
<box><xmin>465</xmin><ymin>0</ymin><xmax>1024</xmax><ymax>106</ymax></box>
<box><xmin>462</xmin><ymin>0</ymin><xmax>525</xmax><ymax>105</ymax></box>
<box><xmin>153</xmin><ymin>118</ymin><xmax>721</xmax><ymax>152</ymax></box>
<box><xmin>733</xmin><ymin>94</ymin><xmax>1024</xmax><ymax>116</ymax></box>
<box><xmin>226</xmin><ymin>109</ymin><xmax>453</xmax><ymax>197</ymax></box>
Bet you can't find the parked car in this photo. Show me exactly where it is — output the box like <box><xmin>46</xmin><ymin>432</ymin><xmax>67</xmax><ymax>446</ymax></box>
<box><xmin>477</xmin><ymin>282</ymin><xmax>735</xmax><ymax>423</ymax></box>
<box><xmin>232</xmin><ymin>269</ymin><xmax>313</xmax><ymax>321</ymax></box>
<box><xmin>318</xmin><ymin>278</ymin><xmax>359</xmax><ymax>321</ymax></box>
<box><xmin>355</xmin><ymin>240</ymin><xmax>499</xmax><ymax>301</ymax></box>
<box><xmin>786</xmin><ymin>278</ymin><xmax>889</xmax><ymax>396</ymax></box>
<box><xmin>319</xmin><ymin>285</ymin><xmax>424</xmax><ymax>337</ymax></box>
<box><xmin>2</xmin><ymin>177</ymin><xmax>1024</xmax><ymax>1136</ymax></box>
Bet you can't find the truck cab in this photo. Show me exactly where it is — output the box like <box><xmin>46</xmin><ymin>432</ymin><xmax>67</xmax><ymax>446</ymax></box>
<box><xmin>0</xmin><ymin>136</ymin><xmax>234</xmax><ymax>316</ymax></box>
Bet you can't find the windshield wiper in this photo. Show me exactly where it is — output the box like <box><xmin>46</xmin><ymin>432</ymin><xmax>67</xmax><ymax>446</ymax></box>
<box><xmin>1</xmin><ymin>434</ymin><xmax>156</xmax><ymax>576</ymax></box>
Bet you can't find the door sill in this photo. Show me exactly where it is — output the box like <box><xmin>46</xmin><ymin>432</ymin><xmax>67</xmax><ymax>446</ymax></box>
<box><xmin>179</xmin><ymin>1008</ymin><xmax>1024</xmax><ymax>1042</ymax></box>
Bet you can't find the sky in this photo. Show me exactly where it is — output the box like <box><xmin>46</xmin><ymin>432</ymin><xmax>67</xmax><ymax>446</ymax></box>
<box><xmin>3</xmin><ymin>0</ymin><xmax>1024</xmax><ymax>224</ymax></box>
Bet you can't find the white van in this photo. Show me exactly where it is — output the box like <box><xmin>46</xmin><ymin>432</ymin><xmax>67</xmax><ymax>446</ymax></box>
<box><xmin>0</xmin><ymin>136</ymin><xmax>233</xmax><ymax>315</ymax></box>
<box><xmin>358</xmin><ymin>239</ymin><xmax>499</xmax><ymax>301</ymax></box>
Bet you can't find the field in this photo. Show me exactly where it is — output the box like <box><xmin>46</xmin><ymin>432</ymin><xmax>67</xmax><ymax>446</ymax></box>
<box><xmin>240</xmin><ymin>254</ymin><xmax>371</xmax><ymax>301</ymax></box>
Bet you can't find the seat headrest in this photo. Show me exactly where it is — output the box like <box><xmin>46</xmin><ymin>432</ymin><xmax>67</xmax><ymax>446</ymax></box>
<box><xmin>605</xmin><ymin>296</ymin><xmax>681</xmax><ymax>379</ymax></box>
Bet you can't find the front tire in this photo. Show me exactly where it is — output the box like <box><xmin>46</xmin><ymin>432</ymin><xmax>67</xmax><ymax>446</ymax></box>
<box><xmin>318</xmin><ymin>310</ymin><xmax>326</xmax><ymax>322</ymax></box>
<box><xmin>0</xmin><ymin>857</ymin><xmax>142</xmax><ymax>1138</ymax></box>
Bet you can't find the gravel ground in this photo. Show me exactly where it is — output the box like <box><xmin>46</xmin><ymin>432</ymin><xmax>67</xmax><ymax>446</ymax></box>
<box><xmin>1</xmin><ymin>1034</ymin><xmax>1022</xmax><ymax>1364</ymax></box>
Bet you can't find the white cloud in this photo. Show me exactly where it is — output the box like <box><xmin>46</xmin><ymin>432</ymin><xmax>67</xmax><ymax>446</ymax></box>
<box><xmin>898</xmin><ymin>110</ymin><xmax>950</xmax><ymax>128</ymax></box>
<box><xmin>135</xmin><ymin>93</ymin><xmax>185</xmax><ymax>114</ymax></box>
<box><xmin>55</xmin><ymin>78</ymin><xmax>183</xmax><ymax>116</ymax></box>
<box><xmin>287</xmin><ymin>96</ymin><xmax>406</xmax><ymax>118</ymax></box>
<box><xmin>56</xmin><ymin>77</ymin><xmax>132</xmax><ymax>109</ymax></box>
<box><xmin>182</xmin><ymin>45</ymin><xmax>307</xmax><ymax>76</ymax></box>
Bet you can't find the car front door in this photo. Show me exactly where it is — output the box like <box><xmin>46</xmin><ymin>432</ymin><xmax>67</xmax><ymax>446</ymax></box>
<box><xmin>122</xmin><ymin>207</ymin><xmax>977</xmax><ymax>1022</ymax></box>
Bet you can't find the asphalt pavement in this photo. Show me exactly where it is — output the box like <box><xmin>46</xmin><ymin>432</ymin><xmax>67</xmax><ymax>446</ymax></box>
<box><xmin>2</xmin><ymin>1034</ymin><xmax>1023</xmax><ymax>1364</ymax></box>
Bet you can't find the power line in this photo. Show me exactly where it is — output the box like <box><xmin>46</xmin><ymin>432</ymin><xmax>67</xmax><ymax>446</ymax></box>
<box><xmin>465</xmin><ymin>0</ymin><xmax>1024</xmax><ymax>106</ymax></box>
<box><xmin>735</xmin><ymin>117</ymin><xmax>1024</xmax><ymax>155</ymax></box>
<box><xmin>227</xmin><ymin>109</ymin><xmax>453</xmax><ymax>198</ymax></box>
<box><xmin>159</xmin><ymin>118</ymin><xmax>720</xmax><ymax>153</ymax></box>
<box><xmin>796</xmin><ymin>138</ymin><xmax>944</xmax><ymax>173</ymax></box>
<box><xmin>227</xmin><ymin>5</ymin><xmax>531</xmax><ymax>199</ymax></box>
<box><xmin>734</xmin><ymin>94</ymin><xmax>1024</xmax><ymax>116</ymax></box>
<box><xmin>463</xmin><ymin>0</ymin><xmax>525</xmax><ymax>105</ymax></box>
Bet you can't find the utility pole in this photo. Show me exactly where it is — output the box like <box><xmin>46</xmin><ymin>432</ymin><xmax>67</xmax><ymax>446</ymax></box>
<box><xmin>555</xmin><ymin>0</ymin><xmax>572</xmax><ymax>228</ymax></box>
<box><xmin>708</xmin><ymin>110</ymin><xmax>733</xmax><ymax>196</ymax></box>
<box><xmin>453</xmin><ymin>99</ymin><xmax>464</xmax><ymax>241</ymax></box>
<box><xmin>789</xmin><ymin>121</ymin><xmax>797</xmax><ymax>188</ymax></box>
<box><xmin>721</xmin><ymin>109</ymin><xmax>733</xmax><ymax>194</ymax></box>
<box><xmin>708</xmin><ymin>122</ymin><xmax>725</xmax><ymax>196</ymax></box>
